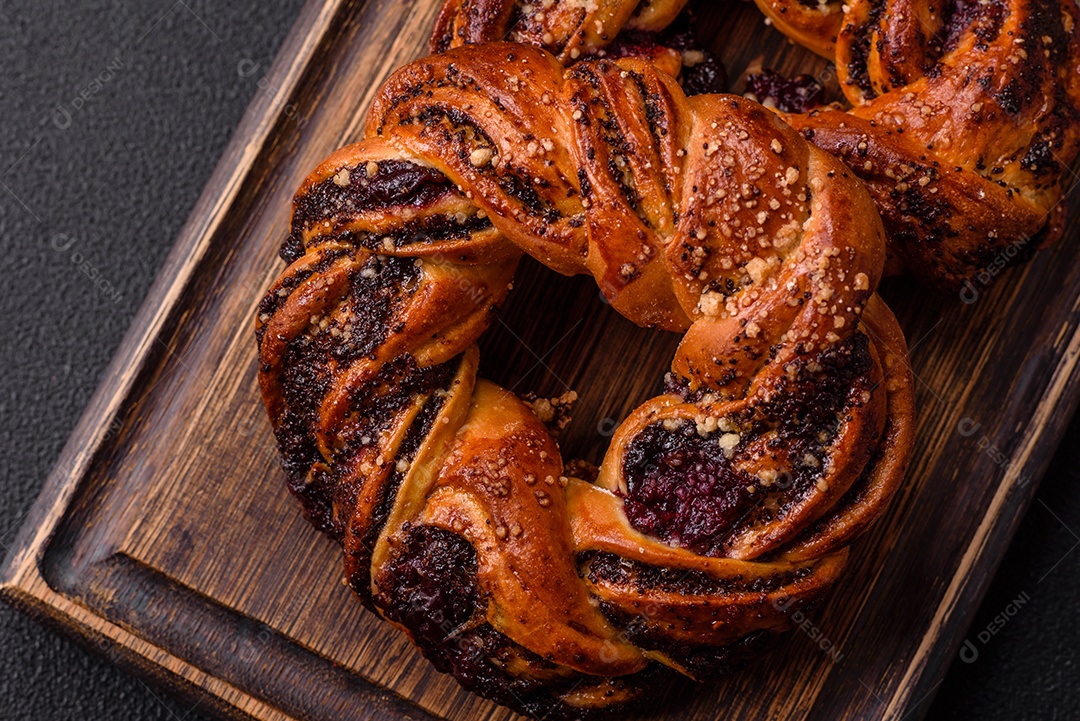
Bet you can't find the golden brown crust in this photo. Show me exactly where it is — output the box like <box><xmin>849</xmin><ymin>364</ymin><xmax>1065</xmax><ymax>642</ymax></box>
<box><xmin>431</xmin><ymin>0</ymin><xmax>691</xmax><ymax>62</ymax></box>
<box><xmin>434</xmin><ymin>0</ymin><xmax>1080</xmax><ymax>290</ymax></box>
<box><xmin>779</xmin><ymin>0</ymin><xmax>1080</xmax><ymax>289</ymax></box>
<box><xmin>752</xmin><ymin>0</ymin><xmax>845</xmax><ymax>58</ymax></box>
<box><xmin>257</xmin><ymin>42</ymin><xmax>916</xmax><ymax>720</ymax></box>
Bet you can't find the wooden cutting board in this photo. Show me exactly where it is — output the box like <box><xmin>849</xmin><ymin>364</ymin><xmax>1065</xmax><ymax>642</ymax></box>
<box><xmin>4</xmin><ymin>1</ymin><xmax>1080</xmax><ymax>719</ymax></box>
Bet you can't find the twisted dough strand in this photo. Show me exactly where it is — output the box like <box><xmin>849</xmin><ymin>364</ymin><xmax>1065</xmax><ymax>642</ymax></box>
<box><xmin>770</xmin><ymin>0</ymin><xmax>1080</xmax><ymax>288</ymax></box>
<box><xmin>257</xmin><ymin>43</ymin><xmax>915</xmax><ymax>719</ymax></box>
<box><xmin>431</xmin><ymin>0</ymin><xmax>691</xmax><ymax>63</ymax></box>
<box><xmin>433</xmin><ymin>0</ymin><xmax>1080</xmax><ymax>289</ymax></box>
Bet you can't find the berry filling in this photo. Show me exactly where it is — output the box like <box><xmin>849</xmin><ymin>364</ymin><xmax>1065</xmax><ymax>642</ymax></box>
<box><xmin>621</xmin><ymin>422</ymin><xmax>756</xmax><ymax>557</ymax></box>
<box><xmin>745</xmin><ymin>70</ymin><xmax>824</xmax><ymax>113</ymax></box>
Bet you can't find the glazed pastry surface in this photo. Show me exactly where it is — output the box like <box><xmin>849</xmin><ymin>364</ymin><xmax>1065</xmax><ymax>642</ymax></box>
<box><xmin>257</xmin><ymin>41</ymin><xmax>916</xmax><ymax>719</ymax></box>
<box><xmin>432</xmin><ymin>0</ymin><xmax>1080</xmax><ymax>289</ymax></box>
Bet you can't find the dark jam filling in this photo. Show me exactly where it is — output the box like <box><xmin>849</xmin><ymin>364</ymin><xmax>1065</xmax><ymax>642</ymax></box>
<box><xmin>584</xmin><ymin>554</ymin><xmax>790</xmax><ymax>679</ymax></box>
<box><xmin>378</xmin><ymin>525</ymin><xmax>617</xmax><ymax>720</ymax></box>
<box><xmin>745</xmin><ymin>70</ymin><xmax>825</xmax><ymax>113</ymax></box>
<box><xmin>274</xmin><ymin>253</ymin><xmax>428</xmax><ymax>537</ymax></box>
<box><xmin>655</xmin><ymin>632</ymin><xmax>774</xmax><ymax>682</ymax></box>
<box><xmin>934</xmin><ymin>0</ymin><xmax>1007</xmax><ymax>57</ymax></box>
<box><xmin>380</xmin><ymin>525</ymin><xmax>481</xmax><ymax>655</ymax></box>
<box><xmin>844</xmin><ymin>0</ymin><xmax>885</xmax><ymax>99</ymax></box>
<box><xmin>334</xmin><ymin>354</ymin><xmax>457</xmax><ymax>452</ymax></box>
<box><xmin>283</xmin><ymin>354</ymin><xmax>454</xmax><ymax>540</ymax></box>
<box><xmin>598</xmin><ymin>12</ymin><xmax>728</xmax><ymax>97</ymax></box>
<box><xmin>620</xmin><ymin>421</ymin><xmax>757</xmax><ymax>557</ymax></box>
<box><xmin>346</xmin><ymin>358</ymin><xmax>460</xmax><ymax>596</ymax></box>
<box><xmin>630</xmin><ymin>334</ymin><xmax>876</xmax><ymax>555</ymax></box>
<box><xmin>679</xmin><ymin>51</ymin><xmax>728</xmax><ymax>98</ymax></box>
<box><xmin>765</xmin><ymin>333</ymin><xmax>874</xmax><ymax>440</ymax></box>
<box><xmin>336</xmin><ymin>212</ymin><xmax>493</xmax><ymax>253</ymax></box>
<box><xmin>284</xmin><ymin>160</ymin><xmax>450</xmax><ymax>263</ymax></box>
<box><xmin>338</xmin><ymin>254</ymin><xmax>421</xmax><ymax>363</ymax></box>
<box><xmin>585</xmin><ymin>552</ymin><xmax>811</xmax><ymax>596</ymax></box>
<box><xmin>654</xmin><ymin>13</ymin><xmax>729</xmax><ymax>97</ymax></box>
<box><xmin>274</xmin><ymin>253</ymin><xmax>420</xmax><ymax>444</ymax></box>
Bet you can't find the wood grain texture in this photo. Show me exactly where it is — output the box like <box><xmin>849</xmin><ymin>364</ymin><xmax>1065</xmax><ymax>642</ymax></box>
<box><xmin>4</xmin><ymin>1</ymin><xmax>1080</xmax><ymax>720</ymax></box>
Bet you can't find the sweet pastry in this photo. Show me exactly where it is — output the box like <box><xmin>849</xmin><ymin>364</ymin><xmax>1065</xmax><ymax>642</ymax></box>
<box><xmin>434</xmin><ymin>0</ymin><xmax>727</xmax><ymax>96</ymax></box>
<box><xmin>783</xmin><ymin>0</ymin><xmax>1080</xmax><ymax>289</ymax></box>
<box><xmin>431</xmin><ymin>0</ymin><xmax>691</xmax><ymax>63</ymax></box>
<box><xmin>257</xmin><ymin>39</ymin><xmax>916</xmax><ymax>719</ymax></box>
<box><xmin>435</xmin><ymin>0</ymin><xmax>1080</xmax><ymax>290</ymax></box>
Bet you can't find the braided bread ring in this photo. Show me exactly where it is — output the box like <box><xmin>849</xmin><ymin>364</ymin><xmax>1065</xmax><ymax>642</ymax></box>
<box><xmin>257</xmin><ymin>43</ymin><xmax>916</xmax><ymax>719</ymax></box>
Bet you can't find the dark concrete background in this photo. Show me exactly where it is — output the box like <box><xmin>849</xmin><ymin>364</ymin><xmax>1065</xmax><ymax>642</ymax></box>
<box><xmin>0</xmin><ymin>1</ymin><xmax>1077</xmax><ymax>719</ymax></box>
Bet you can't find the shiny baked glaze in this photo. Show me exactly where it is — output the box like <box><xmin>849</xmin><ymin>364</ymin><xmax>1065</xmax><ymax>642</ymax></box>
<box><xmin>779</xmin><ymin>0</ymin><xmax>1080</xmax><ymax>289</ymax></box>
<box><xmin>435</xmin><ymin>0</ymin><xmax>1080</xmax><ymax>291</ymax></box>
<box><xmin>431</xmin><ymin>0</ymin><xmax>691</xmax><ymax>63</ymax></box>
<box><xmin>257</xmin><ymin>44</ymin><xmax>916</xmax><ymax>719</ymax></box>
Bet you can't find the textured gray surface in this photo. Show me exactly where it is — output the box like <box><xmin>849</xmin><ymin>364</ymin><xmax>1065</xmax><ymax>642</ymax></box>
<box><xmin>0</xmin><ymin>1</ymin><xmax>1077</xmax><ymax>720</ymax></box>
